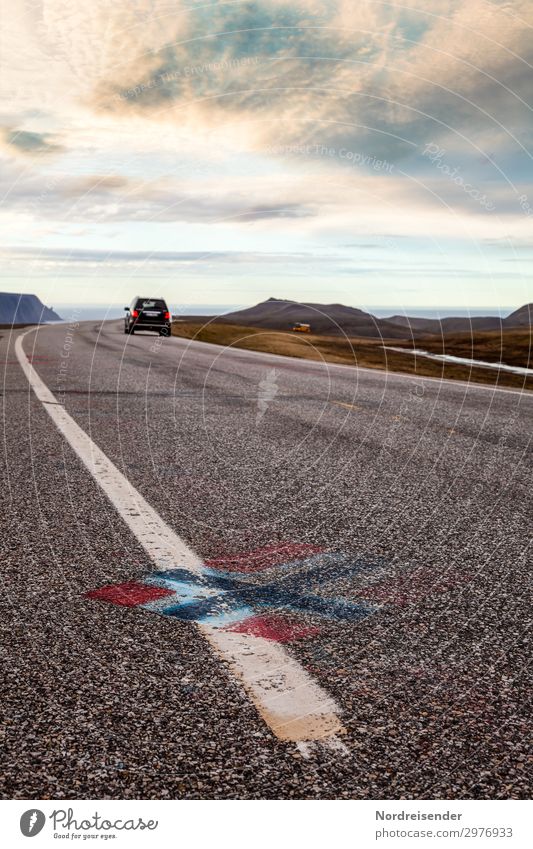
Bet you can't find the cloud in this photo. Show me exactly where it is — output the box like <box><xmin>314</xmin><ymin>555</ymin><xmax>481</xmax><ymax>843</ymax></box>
<box><xmin>0</xmin><ymin>169</ymin><xmax>314</xmax><ymax>223</ymax></box>
<box><xmin>0</xmin><ymin>245</ymin><xmax>346</xmax><ymax>273</ymax></box>
<box><xmin>1</xmin><ymin>0</ymin><xmax>533</xmax><ymax>291</ymax></box>
<box><xmin>0</xmin><ymin>247</ymin><xmax>251</xmax><ymax>264</ymax></box>
<box><xmin>5</xmin><ymin>2</ymin><xmax>533</xmax><ymax>173</ymax></box>
<box><xmin>2</xmin><ymin>158</ymin><xmax>532</xmax><ymax>247</ymax></box>
<box><xmin>0</xmin><ymin>127</ymin><xmax>63</xmax><ymax>156</ymax></box>
<box><xmin>79</xmin><ymin>0</ymin><xmax>533</xmax><ymax>167</ymax></box>
<box><xmin>5</xmin><ymin>2</ymin><xmax>533</xmax><ymax>161</ymax></box>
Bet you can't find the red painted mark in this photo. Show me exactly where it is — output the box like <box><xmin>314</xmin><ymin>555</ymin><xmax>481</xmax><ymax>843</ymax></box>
<box><xmin>206</xmin><ymin>543</ymin><xmax>324</xmax><ymax>573</ymax></box>
<box><xmin>0</xmin><ymin>357</ymin><xmax>55</xmax><ymax>366</ymax></box>
<box><xmin>358</xmin><ymin>568</ymin><xmax>472</xmax><ymax>607</ymax></box>
<box><xmin>224</xmin><ymin>612</ymin><xmax>321</xmax><ymax>643</ymax></box>
<box><xmin>85</xmin><ymin>581</ymin><xmax>174</xmax><ymax>607</ymax></box>
<box><xmin>27</xmin><ymin>356</ymin><xmax>55</xmax><ymax>362</ymax></box>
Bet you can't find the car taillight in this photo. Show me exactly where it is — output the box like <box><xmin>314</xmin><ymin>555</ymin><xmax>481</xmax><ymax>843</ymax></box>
<box><xmin>164</xmin><ymin>311</ymin><xmax>170</xmax><ymax>320</ymax></box>
<box><xmin>131</xmin><ymin>309</ymin><xmax>138</xmax><ymax>318</ymax></box>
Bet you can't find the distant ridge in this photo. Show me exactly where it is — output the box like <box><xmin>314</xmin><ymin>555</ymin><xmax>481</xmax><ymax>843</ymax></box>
<box><xmin>219</xmin><ymin>298</ymin><xmax>532</xmax><ymax>338</ymax></box>
<box><xmin>385</xmin><ymin>303</ymin><xmax>532</xmax><ymax>334</ymax></box>
<box><xmin>219</xmin><ymin>297</ymin><xmax>410</xmax><ymax>338</ymax></box>
<box><xmin>0</xmin><ymin>292</ymin><xmax>61</xmax><ymax>324</ymax></box>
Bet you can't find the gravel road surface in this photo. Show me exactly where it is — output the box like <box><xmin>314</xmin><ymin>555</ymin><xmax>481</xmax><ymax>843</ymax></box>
<box><xmin>1</xmin><ymin>319</ymin><xmax>531</xmax><ymax>799</ymax></box>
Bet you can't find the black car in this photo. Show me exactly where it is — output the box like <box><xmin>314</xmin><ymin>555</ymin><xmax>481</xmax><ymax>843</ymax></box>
<box><xmin>124</xmin><ymin>296</ymin><xmax>172</xmax><ymax>336</ymax></box>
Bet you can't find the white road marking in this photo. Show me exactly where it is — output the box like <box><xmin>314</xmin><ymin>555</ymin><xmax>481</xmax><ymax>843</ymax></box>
<box><xmin>296</xmin><ymin>737</ymin><xmax>350</xmax><ymax>760</ymax></box>
<box><xmin>15</xmin><ymin>328</ymin><xmax>344</xmax><ymax>745</ymax></box>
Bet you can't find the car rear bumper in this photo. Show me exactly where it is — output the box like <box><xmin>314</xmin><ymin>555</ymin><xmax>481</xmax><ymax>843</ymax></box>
<box><xmin>131</xmin><ymin>321</ymin><xmax>172</xmax><ymax>331</ymax></box>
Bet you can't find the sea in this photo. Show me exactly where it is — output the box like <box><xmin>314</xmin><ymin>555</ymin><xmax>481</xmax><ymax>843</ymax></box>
<box><xmin>50</xmin><ymin>304</ymin><xmax>515</xmax><ymax>322</ymax></box>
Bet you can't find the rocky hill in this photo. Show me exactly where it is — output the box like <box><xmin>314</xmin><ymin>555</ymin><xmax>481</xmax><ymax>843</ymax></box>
<box><xmin>504</xmin><ymin>303</ymin><xmax>532</xmax><ymax>327</ymax></box>
<box><xmin>0</xmin><ymin>292</ymin><xmax>61</xmax><ymax>324</ymax></box>
<box><xmin>219</xmin><ymin>298</ymin><xmax>409</xmax><ymax>338</ymax></box>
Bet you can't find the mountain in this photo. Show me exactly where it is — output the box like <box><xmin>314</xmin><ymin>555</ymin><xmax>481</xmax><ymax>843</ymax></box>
<box><xmin>385</xmin><ymin>304</ymin><xmax>532</xmax><ymax>335</ymax></box>
<box><xmin>504</xmin><ymin>303</ymin><xmax>532</xmax><ymax>327</ymax></box>
<box><xmin>0</xmin><ymin>292</ymin><xmax>62</xmax><ymax>324</ymax></box>
<box><xmin>219</xmin><ymin>298</ymin><xmax>410</xmax><ymax>338</ymax></box>
<box><xmin>385</xmin><ymin>315</ymin><xmax>503</xmax><ymax>333</ymax></box>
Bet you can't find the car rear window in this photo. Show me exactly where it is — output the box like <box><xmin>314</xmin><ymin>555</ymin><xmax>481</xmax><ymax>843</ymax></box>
<box><xmin>136</xmin><ymin>299</ymin><xmax>167</xmax><ymax>310</ymax></box>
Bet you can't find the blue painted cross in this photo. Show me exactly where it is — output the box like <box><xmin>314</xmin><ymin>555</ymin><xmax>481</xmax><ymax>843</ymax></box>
<box><xmin>143</xmin><ymin>551</ymin><xmax>382</xmax><ymax>628</ymax></box>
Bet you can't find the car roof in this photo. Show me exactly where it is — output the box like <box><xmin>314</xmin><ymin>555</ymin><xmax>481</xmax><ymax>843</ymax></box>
<box><xmin>133</xmin><ymin>295</ymin><xmax>167</xmax><ymax>302</ymax></box>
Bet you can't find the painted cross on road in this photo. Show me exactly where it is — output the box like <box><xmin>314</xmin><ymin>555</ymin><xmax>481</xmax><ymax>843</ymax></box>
<box><xmin>86</xmin><ymin>544</ymin><xmax>383</xmax><ymax>644</ymax></box>
<box><xmin>86</xmin><ymin>542</ymin><xmax>472</xmax><ymax>645</ymax></box>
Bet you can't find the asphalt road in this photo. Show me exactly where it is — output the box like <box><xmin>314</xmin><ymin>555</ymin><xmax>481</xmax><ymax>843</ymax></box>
<box><xmin>1</xmin><ymin>319</ymin><xmax>531</xmax><ymax>799</ymax></box>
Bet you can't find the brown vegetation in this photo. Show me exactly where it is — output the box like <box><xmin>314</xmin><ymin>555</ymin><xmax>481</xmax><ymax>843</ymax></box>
<box><xmin>393</xmin><ymin>328</ymin><xmax>532</xmax><ymax>369</ymax></box>
<box><xmin>172</xmin><ymin>320</ymin><xmax>533</xmax><ymax>391</ymax></box>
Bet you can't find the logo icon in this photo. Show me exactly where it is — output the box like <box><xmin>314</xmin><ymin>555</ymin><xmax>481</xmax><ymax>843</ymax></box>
<box><xmin>20</xmin><ymin>810</ymin><xmax>45</xmax><ymax>837</ymax></box>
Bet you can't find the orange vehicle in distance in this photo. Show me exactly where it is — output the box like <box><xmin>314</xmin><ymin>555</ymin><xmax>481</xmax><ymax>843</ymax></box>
<box><xmin>291</xmin><ymin>322</ymin><xmax>311</xmax><ymax>332</ymax></box>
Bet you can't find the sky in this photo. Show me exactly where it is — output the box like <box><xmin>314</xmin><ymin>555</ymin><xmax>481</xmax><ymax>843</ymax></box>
<box><xmin>0</xmin><ymin>0</ymin><xmax>532</xmax><ymax>313</ymax></box>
